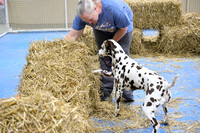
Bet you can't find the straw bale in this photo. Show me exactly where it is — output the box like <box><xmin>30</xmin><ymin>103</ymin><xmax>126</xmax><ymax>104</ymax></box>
<box><xmin>130</xmin><ymin>28</ymin><xmax>144</xmax><ymax>55</ymax></box>
<box><xmin>180</xmin><ymin>12</ymin><xmax>200</xmax><ymax>27</ymax></box>
<box><xmin>19</xmin><ymin>38</ymin><xmax>103</xmax><ymax>111</ymax></box>
<box><xmin>0</xmin><ymin>91</ymin><xmax>93</xmax><ymax>133</ymax></box>
<box><xmin>158</xmin><ymin>13</ymin><xmax>200</xmax><ymax>56</ymax></box>
<box><xmin>125</xmin><ymin>0</ymin><xmax>182</xmax><ymax>29</ymax></box>
<box><xmin>130</xmin><ymin>28</ymin><xmax>162</xmax><ymax>57</ymax></box>
<box><xmin>19</xmin><ymin>39</ymin><xmax>99</xmax><ymax>99</ymax></box>
<box><xmin>80</xmin><ymin>26</ymin><xmax>98</xmax><ymax>55</ymax></box>
<box><xmin>14</xmin><ymin>39</ymin><xmax>100</xmax><ymax>132</ymax></box>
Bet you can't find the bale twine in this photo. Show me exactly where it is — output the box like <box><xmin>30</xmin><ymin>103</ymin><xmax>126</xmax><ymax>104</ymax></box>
<box><xmin>125</xmin><ymin>0</ymin><xmax>182</xmax><ymax>29</ymax></box>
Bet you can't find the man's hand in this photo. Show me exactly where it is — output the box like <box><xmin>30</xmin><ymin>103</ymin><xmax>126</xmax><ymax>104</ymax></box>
<box><xmin>65</xmin><ymin>28</ymin><xmax>84</xmax><ymax>41</ymax></box>
<box><xmin>113</xmin><ymin>27</ymin><xmax>128</xmax><ymax>42</ymax></box>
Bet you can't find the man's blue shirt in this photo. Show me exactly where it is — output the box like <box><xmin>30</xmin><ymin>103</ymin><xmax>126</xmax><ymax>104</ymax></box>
<box><xmin>72</xmin><ymin>0</ymin><xmax>133</xmax><ymax>34</ymax></box>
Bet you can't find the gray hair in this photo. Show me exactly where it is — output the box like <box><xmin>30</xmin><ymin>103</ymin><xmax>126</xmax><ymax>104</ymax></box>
<box><xmin>77</xmin><ymin>0</ymin><xmax>100</xmax><ymax>17</ymax></box>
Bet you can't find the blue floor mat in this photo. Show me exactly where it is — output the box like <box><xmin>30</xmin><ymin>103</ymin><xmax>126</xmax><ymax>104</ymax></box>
<box><xmin>0</xmin><ymin>31</ymin><xmax>68</xmax><ymax>98</ymax></box>
<box><xmin>142</xmin><ymin>29</ymin><xmax>159</xmax><ymax>36</ymax></box>
<box><xmin>0</xmin><ymin>31</ymin><xmax>199</xmax><ymax>132</ymax></box>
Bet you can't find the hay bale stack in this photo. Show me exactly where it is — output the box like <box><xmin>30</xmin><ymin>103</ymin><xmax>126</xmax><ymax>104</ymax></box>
<box><xmin>130</xmin><ymin>13</ymin><xmax>200</xmax><ymax>56</ymax></box>
<box><xmin>125</xmin><ymin>0</ymin><xmax>182</xmax><ymax>29</ymax></box>
<box><xmin>158</xmin><ymin>13</ymin><xmax>200</xmax><ymax>56</ymax></box>
<box><xmin>10</xmin><ymin>39</ymin><xmax>101</xmax><ymax>132</ymax></box>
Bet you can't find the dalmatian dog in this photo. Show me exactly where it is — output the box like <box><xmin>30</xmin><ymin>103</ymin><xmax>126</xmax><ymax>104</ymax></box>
<box><xmin>93</xmin><ymin>39</ymin><xmax>178</xmax><ymax>133</ymax></box>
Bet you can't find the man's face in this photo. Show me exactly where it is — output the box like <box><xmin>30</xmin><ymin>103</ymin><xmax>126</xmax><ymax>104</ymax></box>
<box><xmin>80</xmin><ymin>8</ymin><xmax>98</xmax><ymax>25</ymax></box>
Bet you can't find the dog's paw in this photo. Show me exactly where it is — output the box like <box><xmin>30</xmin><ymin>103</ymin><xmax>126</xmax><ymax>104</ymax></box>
<box><xmin>160</xmin><ymin>120</ymin><xmax>169</xmax><ymax>126</ymax></box>
<box><xmin>113</xmin><ymin>112</ymin><xmax>119</xmax><ymax>117</ymax></box>
<box><xmin>92</xmin><ymin>69</ymin><xmax>102</xmax><ymax>74</ymax></box>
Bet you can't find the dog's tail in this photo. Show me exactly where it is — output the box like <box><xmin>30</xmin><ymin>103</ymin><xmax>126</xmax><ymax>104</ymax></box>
<box><xmin>166</xmin><ymin>75</ymin><xmax>178</xmax><ymax>90</ymax></box>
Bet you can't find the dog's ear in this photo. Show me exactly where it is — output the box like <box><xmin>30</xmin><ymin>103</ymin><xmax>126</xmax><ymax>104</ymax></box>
<box><xmin>105</xmin><ymin>40</ymin><xmax>112</xmax><ymax>49</ymax></box>
<box><xmin>105</xmin><ymin>40</ymin><xmax>116</xmax><ymax>51</ymax></box>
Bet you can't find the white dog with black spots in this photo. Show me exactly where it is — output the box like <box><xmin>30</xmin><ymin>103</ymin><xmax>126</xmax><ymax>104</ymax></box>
<box><xmin>93</xmin><ymin>39</ymin><xmax>178</xmax><ymax>133</ymax></box>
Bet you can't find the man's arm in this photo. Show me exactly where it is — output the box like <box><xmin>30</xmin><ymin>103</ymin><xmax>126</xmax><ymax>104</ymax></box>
<box><xmin>65</xmin><ymin>28</ymin><xmax>84</xmax><ymax>41</ymax></box>
<box><xmin>113</xmin><ymin>27</ymin><xmax>128</xmax><ymax>42</ymax></box>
